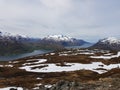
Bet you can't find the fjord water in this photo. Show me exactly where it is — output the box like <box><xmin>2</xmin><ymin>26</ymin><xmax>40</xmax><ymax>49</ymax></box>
<box><xmin>65</xmin><ymin>43</ymin><xmax>93</xmax><ymax>49</ymax></box>
<box><xmin>0</xmin><ymin>50</ymin><xmax>51</xmax><ymax>61</ymax></box>
<box><xmin>0</xmin><ymin>43</ymin><xmax>93</xmax><ymax>61</ymax></box>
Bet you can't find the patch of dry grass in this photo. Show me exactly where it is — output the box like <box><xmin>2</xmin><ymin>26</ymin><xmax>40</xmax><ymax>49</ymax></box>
<box><xmin>0</xmin><ymin>49</ymin><xmax>120</xmax><ymax>89</ymax></box>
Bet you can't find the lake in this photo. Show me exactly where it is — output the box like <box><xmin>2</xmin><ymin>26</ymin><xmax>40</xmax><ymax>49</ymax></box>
<box><xmin>0</xmin><ymin>50</ymin><xmax>51</xmax><ymax>61</ymax></box>
<box><xmin>65</xmin><ymin>43</ymin><xmax>93</xmax><ymax>49</ymax></box>
<box><xmin>0</xmin><ymin>43</ymin><xmax>93</xmax><ymax>61</ymax></box>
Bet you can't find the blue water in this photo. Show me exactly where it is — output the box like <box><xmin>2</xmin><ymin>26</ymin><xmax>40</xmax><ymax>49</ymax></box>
<box><xmin>65</xmin><ymin>43</ymin><xmax>93</xmax><ymax>49</ymax></box>
<box><xmin>0</xmin><ymin>50</ymin><xmax>51</xmax><ymax>61</ymax></box>
<box><xmin>0</xmin><ymin>43</ymin><xmax>93</xmax><ymax>61</ymax></box>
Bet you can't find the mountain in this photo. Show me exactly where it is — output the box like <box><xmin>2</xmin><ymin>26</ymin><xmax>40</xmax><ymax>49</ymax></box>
<box><xmin>0</xmin><ymin>32</ymin><xmax>90</xmax><ymax>56</ymax></box>
<box><xmin>43</xmin><ymin>35</ymin><xmax>73</xmax><ymax>41</ymax></box>
<box><xmin>91</xmin><ymin>37</ymin><xmax>120</xmax><ymax>51</ymax></box>
<box><xmin>0</xmin><ymin>32</ymin><xmax>33</xmax><ymax>56</ymax></box>
<box><xmin>42</xmin><ymin>35</ymin><xmax>89</xmax><ymax>46</ymax></box>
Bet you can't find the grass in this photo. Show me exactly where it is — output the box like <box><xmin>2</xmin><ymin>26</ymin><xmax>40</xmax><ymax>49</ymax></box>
<box><xmin>0</xmin><ymin>49</ymin><xmax>120</xmax><ymax>89</ymax></box>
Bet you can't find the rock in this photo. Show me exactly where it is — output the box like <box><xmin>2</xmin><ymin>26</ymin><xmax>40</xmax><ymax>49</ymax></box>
<box><xmin>49</xmin><ymin>78</ymin><xmax>120</xmax><ymax>90</ymax></box>
<box><xmin>10</xmin><ymin>88</ymin><xmax>17</xmax><ymax>90</ymax></box>
<box><xmin>50</xmin><ymin>80</ymin><xmax>82</xmax><ymax>90</ymax></box>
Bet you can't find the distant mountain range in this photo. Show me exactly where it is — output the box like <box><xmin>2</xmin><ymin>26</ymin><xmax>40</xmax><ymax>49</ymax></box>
<box><xmin>91</xmin><ymin>37</ymin><xmax>120</xmax><ymax>51</ymax></box>
<box><xmin>0</xmin><ymin>32</ymin><xmax>89</xmax><ymax>56</ymax></box>
<box><xmin>1</xmin><ymin>31</ymin><xmax>119</xmax><ymax>56</ymax></box>
<box><xmin>44</xmin><ymin>35</ymin><xmax>73</xmax><ymax>41</ymax></box>
<box><xmin>43</xmin><ymin>35</ymin><xmax>89</xmax><ymax>46</ymax></box>
<box><xmin>0</xmin><ymin>32</ymin><xmax>34</xmax><ymax>56</ymax></box>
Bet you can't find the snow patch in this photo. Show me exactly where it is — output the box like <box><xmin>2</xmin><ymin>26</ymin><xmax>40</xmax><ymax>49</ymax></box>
<box><xmin>23</xmin><ymin>59</ymin><xmax>47</xmax><ymax>65</ymax></box>
<box><xmin>0</xmin><ymin>64</ymin><xmax>13</xmax><ymax>67</ymax></box>
<box><xmin>45</xmin><ymin>84</ymin><xmax>52</xmax><ymax>88</ymax></box>
<box><xmin>50</xmin><ymin>53</ymin><xmax>55</xmax><ymax>55</ymax></box>
<box><xmin>20</xmin><ymin>62</ymin><xmax>120</xmax><ymax>74</ymax></box>
<box><xmin>90</xmin><ymin>51</ymin><xmax>120</xmax><ymax>59</ymax></box>
<box><xmin>36</xmin><ymin>77</ymin><xmax>42</xmax><ymax>80</ymax></box>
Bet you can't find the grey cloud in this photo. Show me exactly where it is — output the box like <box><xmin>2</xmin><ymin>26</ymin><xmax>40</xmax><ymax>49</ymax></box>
<box><xmin>0</xmin><ymin>0</ymin><xmax>120</xmax><ymax>42</ymax></box>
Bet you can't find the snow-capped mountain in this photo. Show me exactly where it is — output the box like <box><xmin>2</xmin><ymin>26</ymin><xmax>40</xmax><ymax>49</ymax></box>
<box><xmin>43</xmin><ymin>35</ymin><xmax>74</xmax><ymax>42</ymax></box>
<box><xmin>91</xmin><ymin>37</ymin><xmax>120</xmax><ymax>51</ymax></box>
<box><xmin>0</xmin><ymin>31</ymin><xmax>90</xmax><ymax>55</ymax></box>
<box><xmin>0</xmin><ymin>31</ymin><xmax>40</xmax><ymax>43</ymax></box>
<box><xmin>0</xmin><ymin>31</ymin><xmax>25</xmax><ymax>41</ymax></box>
<box><xmin>0</xmin><ymin>31</ymin><xmax>33</xmax><ymax>56</ymax></box>
<box><xmin>43</xmin><ymin>35</ymin><xmax>89</xmax><ymax>46</ymax></box>
<box><xmin>100</xmin><ymin>37</ymin><xmax>120</xmax><ymax>44</ymax></box>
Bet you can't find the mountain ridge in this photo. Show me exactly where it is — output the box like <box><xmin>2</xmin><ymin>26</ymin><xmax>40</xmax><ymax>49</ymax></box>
<box><xmin>91</xmin><ymin>37</ymin><xmax>120</xmax><ymax>51</ymax></box>
<box><xmin>0</xmin><ymin>32</ymin><xmax>89</xmax><ymax>56</ymax></box>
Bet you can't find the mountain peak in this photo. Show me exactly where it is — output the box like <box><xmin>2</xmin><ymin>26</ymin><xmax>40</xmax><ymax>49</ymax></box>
<box><xmin>91</xmin><ymin>37</ymin><xmax>120</xmax><ymax>51</ymax></box>
<box><xmin>44</xmin><ymin>35</ymin><xmax>73</xmax><ymax>41</ymax></box>
<box><xmin>100</xmin><ymin>37</ymin><xmax>120</xmax><ymax>44</ymax></box>
<box><xmin>0</xmin><ymin>31</ymin><xmax>11</xmax><ymax>37</ymax></box>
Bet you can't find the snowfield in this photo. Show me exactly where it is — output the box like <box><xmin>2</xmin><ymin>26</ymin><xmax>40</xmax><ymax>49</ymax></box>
<box><xmin>20</xmin><ymin>61</ymin><xmax>120</xmax><ymax>74</ymax></box>
<box><xmin>18</xmin><ymin>50</ymin><xmax>120</xmax><ymax>74</ymax></box>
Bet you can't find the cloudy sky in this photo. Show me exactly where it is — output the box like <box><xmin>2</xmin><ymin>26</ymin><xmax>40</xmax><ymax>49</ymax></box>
<box><xmin>0</xmin><ymin>0</ymin><xmax>120</xmax><ymax>42</ymax></box>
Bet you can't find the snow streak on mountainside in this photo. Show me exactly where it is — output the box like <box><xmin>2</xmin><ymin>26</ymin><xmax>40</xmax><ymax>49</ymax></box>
<box><xmin>91</xmin><ymin>37</ymin><xmax>120</xmax><ymax>51</ymax></box>
<box><xmin>43</xmin><ymin>35</ymin><xmax>89</xmax><ymax>46</ymax></box>
<box><xmin>100</xmin><ymin>37</ymin><xmax>120</xmax><ymax>44</ymax></box>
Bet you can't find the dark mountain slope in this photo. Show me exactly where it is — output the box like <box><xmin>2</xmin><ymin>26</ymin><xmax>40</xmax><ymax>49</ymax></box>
<box><xmin>91</xmin><ymin>37</ymin><xmax>120</xmax><ymax>51</ymax></box>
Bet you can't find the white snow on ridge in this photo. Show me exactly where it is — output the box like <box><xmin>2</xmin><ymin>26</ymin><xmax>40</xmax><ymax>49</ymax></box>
<box><xmin>59</xmin><ymin>52</ymin><xmax>94</xmax><ymax>56</ymax></box>
<box><xmin>78</xmin><ymin>52</ymin><xmax>94</xmax><ymax>55</ymax></box>
<box><xmin>44</xmin><ymin>35</ymin><xmax>73</xmax><ymax>41</ymax></box>
<box><xmin>104</xmin><ymin>53</ymin><xmax>113</xmax><ymax>56</ymax></box>
<box><xmin>100</xmin><ymin>37</ymin><xmax>120</xmax><ymax>44</ymax></box>
<box><xmin>58</xmin><ymin>50</ymin><xmax>95</xmax><ymax>56</ymax></box>
<box><xmin>90</xmin><ymin>51</ymin><xmax>120</xmax><ymax>59</ymax></box>
<box><xmin>58</xmin><ymin>49</ymin><xmax>110</xmax><ymax>56</ymax></box>
<box><xmin>23</xmin><ymin>59</ymin><xmax>47</xmax><ymax>66</ymax></box>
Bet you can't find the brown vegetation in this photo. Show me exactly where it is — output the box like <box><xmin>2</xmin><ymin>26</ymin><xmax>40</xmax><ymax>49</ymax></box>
<box><xmin>0</xmin><ymin>49</ymin><xmax>120</xmax><ymax>89</ymax></box>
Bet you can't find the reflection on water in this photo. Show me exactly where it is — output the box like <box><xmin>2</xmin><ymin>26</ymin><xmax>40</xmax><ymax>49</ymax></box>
<box><xmin>0</xmin><ymin>50</ymin><xmax>51</xmax><ymax>61</ymax></box>
<box><xmin>0</xmin><ymin>44</ymin><xmax>93</xmax><ymax>61</ymax></box>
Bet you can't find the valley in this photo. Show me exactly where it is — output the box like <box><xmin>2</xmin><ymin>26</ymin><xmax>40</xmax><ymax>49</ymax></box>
<box><xmin>0</xmin><ymin>32</ymin><xmax>89</xmax><ymax>56</ymax></box>
<box><xmin>0</xmin><ymin>1</ymin><xmax>120</xmax><ymax>89</ymax></box>
<box><xmin>0</xmin><ymin>32</ymin><xmax>120</xmax><ymax>90</ymax></box>
<box><xmin>0</xmin><ymin>48</ymin><xmax>120</xmax><ymax>90</ymax></box>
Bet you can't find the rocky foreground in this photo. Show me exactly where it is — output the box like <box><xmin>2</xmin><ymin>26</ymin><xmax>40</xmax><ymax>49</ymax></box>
<box><xmin>0</xmin><ymin>49</ymin><xmax>120</xmax><ymax>90</ymax></box>
<box><xmin>45</xmin><ymin>77</ymin><xmax>120</xmax><ymax>90</ymax></box>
